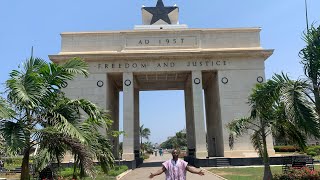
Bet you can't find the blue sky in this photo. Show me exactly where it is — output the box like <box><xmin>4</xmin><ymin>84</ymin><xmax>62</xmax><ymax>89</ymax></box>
<box><xmin>1</xmin><ymin>0</ymin><xmax>320</xmax><ymax>143</ymax></box>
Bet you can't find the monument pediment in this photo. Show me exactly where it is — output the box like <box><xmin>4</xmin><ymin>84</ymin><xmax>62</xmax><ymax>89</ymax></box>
<box><xmin>50</xmin><ymin>28</ymin><xmax>273</xmax><ymax>62</ymax></box>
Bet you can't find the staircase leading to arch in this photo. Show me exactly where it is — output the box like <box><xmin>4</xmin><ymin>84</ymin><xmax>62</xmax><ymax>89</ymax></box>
<box><xmin>216</xmin><ymin>158</ymin><xmax>231</xmax><ymax>167</ymax></box>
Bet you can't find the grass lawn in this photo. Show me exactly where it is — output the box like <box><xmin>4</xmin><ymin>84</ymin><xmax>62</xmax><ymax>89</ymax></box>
<box><xmin>313</xmin><ymin>155</ymin><xmax>320</xmax><ymax>161</ymax></box>
<box><xmin>209</xmin><ymin>165</ymin><xmax>320</xmax><ymax>180</ymax></box>
<box><xmin>0</xmin><ymin>172</ymin><xmax>21</xmax><ymax>179</ymax></box>
<box><xmin>0</xmin><ymin>165</ymin><xmax>127</xmax><ymax>180</ymax></box>
<box><xmin>0</xmin><ymin>174</ymin><xmax>116</xmax><ymax>180</ymax></box>
<box><xmin>82</xmin><ymin>174</ymin><xmax>115</xmax><ymax>180</ymax></box>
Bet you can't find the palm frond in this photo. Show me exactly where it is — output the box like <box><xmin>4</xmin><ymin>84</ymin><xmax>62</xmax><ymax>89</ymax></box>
<box><xmin>33</xmin><ymin>148</ymin><xmax>53</xmax><ymax>173</ymax></box>
<box><xmin>0</xmin><ymin>97</ymin><xmax>15</xmax><ymax>119</ymax></box>
<box><xmin>6</xmin><ymin>57</ymin><xmax>49</xmax><ymax>108</ymax></box>
<box><xmin>6</xmin><ymin>74</ymin><xmax>45</xmax><ymax>108</ymax></box>
<box><xmin>251</xmin><ymin>130</ymin><xmax>263</xmax><ymax>157</ymax></box>
<box><xmin>37</xmin><ymin>59</ymin><xmax>86</xmax><ymax>92</ymax></box>
<box><xmin>78</xmin><ymin>121</ymin><xmax>114</xmax><ymax>173</ymax></box>
<box><xmin>227</xmin><ymin>117</ymin><xmax>258</xmax><ymax>150</ymax></box>
<box><xmin>90</xmin><ymin>135</ymin><xmax>115</xmax><ymax>173</ymax></box>
<box><xmin>281</xmin><ymin>80</ymin><xmax>320</xmax><ymax>138</ymax></box>
<box><xmin>227</xmin><ymin>117</ymin><xmax>255</xmax><ymax>137</ymax></box>
<box><xmin>43</xmin><ymin>111</ymin><xmax>86</xmax><ymax>143</ymax></box>
<box><xmin>61</xmin><ymin>58</ymin><xmax>89</xmax><ymax>78</ymax></box>
<box><xmin>67</xmin><ymin>99</ymin><xmax>112</xmax><ymax>127</ymax></box>
<box><xmin>23</xmin><ymin>57</ymin><xmax>47</xmax><ymax>75</ymax></box>
<box><xmin>59</xmin><ymin>136</ymin><xmax>95</xmax><ymax>178</ymax></box>
<box><xmin>0</xmin><ymin>121</ymin><xmax>25</xmax><ymax>153</ymax></box>
<box><xmin>36</xmin><ymin>128</ymin><xmax>95</xmax><ymax>178</ymax></box>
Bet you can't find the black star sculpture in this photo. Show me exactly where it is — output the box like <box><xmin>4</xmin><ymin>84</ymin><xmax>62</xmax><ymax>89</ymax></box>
<box><xmin>143</xmin><ymin>0</ymin><xmax>178</xmax><ymax>25</ymax></box>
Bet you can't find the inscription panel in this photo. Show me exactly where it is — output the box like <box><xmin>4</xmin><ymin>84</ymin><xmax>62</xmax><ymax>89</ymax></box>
<box><xmin>88</xmin><ymin>58</ymin><xmax>265</xmax><ymax>73</ymax></box>
<box><xmin>92</xmin><ymin>60</ymin><xmax>228</xmax><ymax>73</ymax></box>
<box><xmin>125</xmin><ymin>36</ymin><xmax>198</xmax><ymax>49</ymax></box>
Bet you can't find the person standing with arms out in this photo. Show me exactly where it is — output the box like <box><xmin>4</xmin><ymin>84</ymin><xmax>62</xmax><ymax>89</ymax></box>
<box><xmin>149</xmin><ymin>149</ymin><xmax>204</xmax><ymax>179</ymax></box>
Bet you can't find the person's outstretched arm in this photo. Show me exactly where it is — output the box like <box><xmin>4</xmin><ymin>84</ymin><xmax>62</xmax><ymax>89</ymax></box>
<box><xmin>186</xmin><ymin>165</ymin><xmax>205</xmax><ymax>176</ymax></box>
<box><xmin>149</xmin><ymin>166</ymin><xmax>166</xmax><ymax>178</ymax></box>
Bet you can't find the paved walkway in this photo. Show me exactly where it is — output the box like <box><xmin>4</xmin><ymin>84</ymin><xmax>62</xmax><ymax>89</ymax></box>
<box><xmin>120</xmin><ymin>153</ymin><xmax>223</xmax><ymax>180</ymax></box>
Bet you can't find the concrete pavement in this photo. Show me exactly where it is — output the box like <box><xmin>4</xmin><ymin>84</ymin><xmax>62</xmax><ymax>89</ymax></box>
<box><xmin>120</xmin><ymin>153</ymin><xmax>224</xmax><ymax>180</ymax></box>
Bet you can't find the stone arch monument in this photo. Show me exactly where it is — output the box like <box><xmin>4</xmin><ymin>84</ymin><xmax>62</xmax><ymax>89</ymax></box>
<box><xmin>49</xmin><ymin>0</ymin><xmax>275</xmax><ymax>163</ymax></box>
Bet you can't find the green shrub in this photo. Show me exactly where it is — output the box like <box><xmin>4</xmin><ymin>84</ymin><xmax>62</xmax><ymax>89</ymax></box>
<box><xmin>58</xmin><ymin>167</ymin><xmax>75</xmax><ymax>178</ymax></box>
<box><xmin>3</xmin><ymin>157</ymin><xmax>23</xmax><ymax>170</ymax></box>
<box><xmin>307</xmin><ymin>151</ymin><xmax>317</xmax><ymax>156</ymax></box>
<box><xmin>108</xmin><ymin>165</ymin><xmax>128</xmax><ymax>176</ymax></box>
<box><xmin>58</xmin><ymin>165</ymin><xmax>128</xmax><ymax>179</ymax></box>
<box><xmin>306</xmin><ymin>146</ymin><xmax>320</xmax><ymax>156</ymax></box>
<box><xmin>142</xmin><ymin>154</ymin><xmax>150</xmax><ymax>160</ymax></box>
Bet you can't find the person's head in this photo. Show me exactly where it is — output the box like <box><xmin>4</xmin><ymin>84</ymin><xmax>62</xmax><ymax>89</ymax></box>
<box><xmin>171</xmin><ymin>149</ymin><xmax>180</xmax><ymax>160</ymax></box>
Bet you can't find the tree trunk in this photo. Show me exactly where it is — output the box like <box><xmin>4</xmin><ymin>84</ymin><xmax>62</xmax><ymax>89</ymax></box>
<box><xmin>72</xmin><ymin>154</ymin><xmax>77</xmax><ymax>179</ymax></box>
<box><xmin>20</xmin><ymin>147</ymin><xmax>30</xmax><ymax>180</ymax></box>
<box><xmin>262</xmin><ymin>129</ymin><xmax>272</xmax><ymax>180</ymax></box>
<box><xmin>313</xmin><ymin>85</ymin><xmax>320</xmax><ymax>116</ymax></box>
<box><xmin>141</xmin><ymin>137</ymin><xmax>144</xmax><ymax>155</ymax></box>
<box><xmin>79</xmin><ymin>159</ymin><xmax>85</xmax><ymax>178</ymax></box>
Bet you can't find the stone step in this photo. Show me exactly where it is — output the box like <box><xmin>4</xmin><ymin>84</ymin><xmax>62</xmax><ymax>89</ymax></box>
<box><xmin>216</xmin><ymin>158</ymin><xmax>230</xmax><ymax>167</ymax></box>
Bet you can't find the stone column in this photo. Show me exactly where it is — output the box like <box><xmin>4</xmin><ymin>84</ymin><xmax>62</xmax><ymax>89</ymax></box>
<box><xmin>191</xmin><ymin>71</ymin><xmax>207</xmax><ymax>158</ymax></box>
<box><xmin>112</xmin><ymin>87</ymin><xmax>120</xmax><ymax>159</ymax></box>
<box><xmin>122</xmin><ymin>72</ymin><xmax>135</xmax><ymax>160</ymax></box>
<box><xmin>184</xmin><ymin>75</ymin><xmax>196</xmax><ymax>155</ymax></box>
<box><xmin>134</xmin><ymin>88</ymin><xmax>140</xmax><ymax>158</ymax></box>
<box><xmin>106</xmin><ymin>74</ymin><xmax>119</xmax><ymax>158</ymax></box>
<box><xmin>204</xmin><ymin>72</ymin><xmax>224</xmax><ymax>157</ymax></box>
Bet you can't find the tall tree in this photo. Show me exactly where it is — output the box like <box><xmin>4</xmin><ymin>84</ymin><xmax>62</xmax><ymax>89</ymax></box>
<box><xmin>0</xmin><ymin>56</ymin><xmax>114</xmax><ymax>179</ymax></box>
<box><xmin>0</xmin><ymin>97</ymin><xmax>14</xmax><ymax>157</ymax></box>
<box><xmin>141</xmin><ymin>141</ymin><xmax>153</xmax><ymax>154</ymax></box>
<box><xmin>228</xmin><ymin>73</ymin><xmax>320</xmax><ymax>180</ymax></box>
<box><xmin>160</xmin><ymin>130</ymin><xmax>187</xmax><ymax>149</ymax></box>
<box><xmin>139</xmin><ymin>125</ymin><xmax>151</xmax><ymax>145</ymax></box>
<box><xmin>175</xmin><ymin>130</ymin><xmax>187</xmax><ymax>149</ymax></box>
<box><xmin>300</xmin><ymin>25</ymin><xmax>320</xmax><ymax>115</ymax></box>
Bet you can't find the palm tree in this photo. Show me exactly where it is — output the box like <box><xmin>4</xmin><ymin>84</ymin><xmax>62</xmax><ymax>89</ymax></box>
<box><xmin>0</xmin><ymin>97</ymin><xmax>14</xmax><ymax>157</ymax></box>
<box><xmin>139</xmin><ymin>125</ymin><xmax>150</xmax><ymax>154</ymax></box>
<box><xmin>0</xmin><ymin>56</ymin><xmax>114</xmax><ymax>179</ymax></box>
<box><xmin>299</xmin><ymin>25</ymin><xmax>320</xmax><ymax>115</ymax></box>
<box><xmin>228</xmin><ymin>73</ymin><xmax>320</xmax><ymax>180</ymax></box>
<box><xmin>142</xmin><ymin>141</ymin><xmax>153</xmax><ymax>154</ymax></box>
<box><xmin>31</xmin><ymin>97</ymin><xmax>115</xmax><ymax>179</ymax></box>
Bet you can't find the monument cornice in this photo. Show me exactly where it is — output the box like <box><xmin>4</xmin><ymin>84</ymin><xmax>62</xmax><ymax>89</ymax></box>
<box><xmin>59</xmin><ymin>27</ymin><xmax>262</xmax><ymax>36</ymax></box>
<box><xmin>49</xmin><ymin>49</ymin><xmax>273</xmax><ymax>63</ymax></box>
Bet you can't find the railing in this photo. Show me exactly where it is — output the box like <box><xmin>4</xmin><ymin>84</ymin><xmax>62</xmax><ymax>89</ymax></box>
<box><xmin>282</xmin><ymin>156</ymin><xmax>314</xmax><ymax>174</ymax></box>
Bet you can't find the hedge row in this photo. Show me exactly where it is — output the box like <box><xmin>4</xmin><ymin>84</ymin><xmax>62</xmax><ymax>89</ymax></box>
<box><xmin>274</xmin><ymin>146</ymin><xmax>300</xmax><ymax>152</ymax></box>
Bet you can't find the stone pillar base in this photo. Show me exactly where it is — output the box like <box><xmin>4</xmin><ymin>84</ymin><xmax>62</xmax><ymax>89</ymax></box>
<box><xmin>122</xmin><ymin>153</ymin><xmax>135</xmax><ymax>161</ymax></box>
<box><xmin>195</xmin><ymin>151</ymin><xmax>208</xmax><ymax>159</ymax></box>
